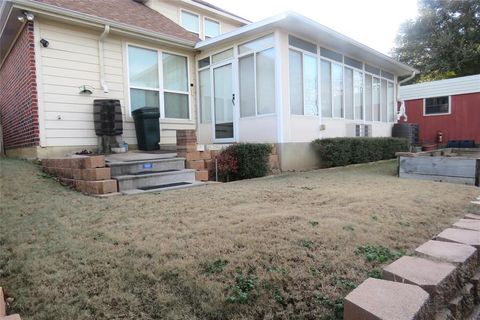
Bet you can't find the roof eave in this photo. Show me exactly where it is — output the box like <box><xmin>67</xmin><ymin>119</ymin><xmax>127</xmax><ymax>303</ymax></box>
<box><xmin>9</xmin><ymin>0</ymin><xmax>198</xmax><ymax>48</ymax></box>
<box><xmin>196</xmin><ymin>11</ymin><xmax>418</xmax><ymax>76</ymax></box>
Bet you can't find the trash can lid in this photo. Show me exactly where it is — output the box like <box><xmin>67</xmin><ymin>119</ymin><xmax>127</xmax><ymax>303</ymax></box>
<box><xmin>132</xmin><ymin>107</ymin><xmax>160</xmax><ymax>117</ymax></box>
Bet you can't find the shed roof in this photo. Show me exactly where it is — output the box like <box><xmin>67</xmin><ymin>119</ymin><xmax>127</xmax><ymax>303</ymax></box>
<box><xmin>399</xmin><ymin>74</ymin><xmax>480</xmax><ymax>100</ymax></box>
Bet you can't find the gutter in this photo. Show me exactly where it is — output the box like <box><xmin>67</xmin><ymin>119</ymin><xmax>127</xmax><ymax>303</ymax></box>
<box><xmin>396</xmin><ymin>71</ymin><xmax>417</xmax><ymax>121</ymax></box>
<box><xmin>98</xmin><ymin>25</ymin><xmax>110</xmax><ymax>93</ymax></box>
<box><xmin>10</xmin><ymin>0</ymin><xmax>197</xmax><ymax>49</ymax></box>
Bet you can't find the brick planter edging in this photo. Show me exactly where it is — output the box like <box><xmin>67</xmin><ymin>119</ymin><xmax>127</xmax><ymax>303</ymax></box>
<box><xmin>344</xmin><ymin>200</ymin><xmax>480</xmax><ymax>320</ymax></box>
<box><xmin>41</xmin><ymin>155</ymin><xmax>118</xmax><ymax>195</ymax></box>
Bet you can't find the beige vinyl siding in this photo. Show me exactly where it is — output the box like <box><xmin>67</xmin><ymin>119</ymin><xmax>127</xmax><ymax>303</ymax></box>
<box><xmin>36</xmin><ymin>18</ymin><xmax>196</xmax><ymax>148</ymax></box>
<box><xmin>148</xmin><ymin>0</ymin><xmax>244</xmax><ymax>40</ymax></box>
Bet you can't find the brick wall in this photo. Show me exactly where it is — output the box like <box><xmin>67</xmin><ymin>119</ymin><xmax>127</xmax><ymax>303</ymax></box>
<box><xmin>0</xmin><ymin>22</ymin><xmax>39</xmax><ymax>150</ymax></box>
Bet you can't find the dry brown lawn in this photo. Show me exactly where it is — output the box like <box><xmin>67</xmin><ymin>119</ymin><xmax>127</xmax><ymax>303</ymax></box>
<box><xmin>0</xmin><ymin>158</ymin><xmax>478</xmax><ymax>320</ymax></box>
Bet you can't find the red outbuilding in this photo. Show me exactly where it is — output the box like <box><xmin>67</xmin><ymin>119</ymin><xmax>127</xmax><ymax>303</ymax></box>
<box><xmin>398</xmin><ymin>75</ymin><xmax>480</xmax><ymax>145</ymax></box>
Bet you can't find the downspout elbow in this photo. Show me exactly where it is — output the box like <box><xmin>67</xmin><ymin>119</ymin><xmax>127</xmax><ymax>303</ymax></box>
<box><xmin>99</xmin><ymin>25</ymin><xmax>110</xmax><ymax>93</ymax></box>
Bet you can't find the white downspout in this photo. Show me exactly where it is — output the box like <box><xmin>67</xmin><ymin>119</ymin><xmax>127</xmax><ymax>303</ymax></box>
<box><xmin>396</xmin><ymin>70</ymin><xmax>416</xmax><ymax>121</ymax></box>
<box><xmin>98</xmin><ymin>25</ymin><xmax>110</xmax><ymax>93</ymax></box>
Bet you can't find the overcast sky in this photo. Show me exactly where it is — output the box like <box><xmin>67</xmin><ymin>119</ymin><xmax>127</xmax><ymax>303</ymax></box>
<box><xmin>207</xmin><ymin>0</ymin><xmax>419</xmax><ymax>56</ymax></box>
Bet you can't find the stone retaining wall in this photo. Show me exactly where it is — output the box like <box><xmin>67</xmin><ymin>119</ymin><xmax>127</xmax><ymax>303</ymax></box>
<box><xmin>344</xmin><ymin>201</ymin><xmax>480</xmax><ymax>319</ymax></box>
<box><xmin>41</xmin><ymin>155</ymin><xmax>118</xmax><ymax>195</ymax></box>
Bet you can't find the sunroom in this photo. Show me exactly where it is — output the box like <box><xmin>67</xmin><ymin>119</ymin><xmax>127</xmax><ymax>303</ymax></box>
<box><xmin>195</xmin><ymin>11</ymin><xmax>417</xmax><ymax>170</ymax></box>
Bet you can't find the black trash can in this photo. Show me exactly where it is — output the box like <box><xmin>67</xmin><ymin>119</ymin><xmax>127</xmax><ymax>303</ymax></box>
<box><xmin>132</xmin><ymin>107</ymin><xmax>160</xmax><ymax>151</ymax></box>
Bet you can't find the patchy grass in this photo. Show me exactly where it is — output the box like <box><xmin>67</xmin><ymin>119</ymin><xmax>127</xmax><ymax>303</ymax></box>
<box><xmin>0</xmin><ymin>158</ymin><xmax>477</xmax><ymax>320</ymax></box>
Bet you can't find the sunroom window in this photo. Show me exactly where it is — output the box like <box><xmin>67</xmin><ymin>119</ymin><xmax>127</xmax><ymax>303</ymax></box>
<box><xmin>289</xmin><ymin>46</ymin><xmax>318</xmax><ymax>116</ymax></box>
<box><xmin>238</xmin><ymin>34</ymin><xmax>275</xmax><ymax>117</ymax></box>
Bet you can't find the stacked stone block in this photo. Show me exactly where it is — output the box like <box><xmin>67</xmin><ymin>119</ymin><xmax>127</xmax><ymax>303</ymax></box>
<box><xmin>41</xmin><ymin>155</ymin><xmax>117</xmax><ymax>195</ymax></box>
<box><xmin>344</xmin><ymin>202</ymin><xmax>480</xmax><ymax>320</ymax></box>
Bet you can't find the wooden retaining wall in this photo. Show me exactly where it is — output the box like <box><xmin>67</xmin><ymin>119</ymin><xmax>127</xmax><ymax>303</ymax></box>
<box><xmin>397</xmin><ymin>148</ymin><xmax>480</xmax><ymax>187</ymax></box>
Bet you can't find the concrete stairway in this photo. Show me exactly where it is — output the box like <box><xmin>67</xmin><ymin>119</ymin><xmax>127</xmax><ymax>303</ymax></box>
<box><xmin>106</xmin><ymin>152</ymin><xmax>199</xmax><ymax>195</ymax></box>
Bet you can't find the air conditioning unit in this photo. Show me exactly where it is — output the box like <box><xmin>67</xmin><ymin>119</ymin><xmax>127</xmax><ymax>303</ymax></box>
<box><xmin>347</xmin><ymin>123</ymin><xmax>372</xmax><ymax>137</ymax></box>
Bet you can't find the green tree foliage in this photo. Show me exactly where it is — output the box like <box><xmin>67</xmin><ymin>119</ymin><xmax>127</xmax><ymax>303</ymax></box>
<box><xmin>393</xmin><ymin>0</ymin><xmax>480</xmax><ymax>83</ymax></box>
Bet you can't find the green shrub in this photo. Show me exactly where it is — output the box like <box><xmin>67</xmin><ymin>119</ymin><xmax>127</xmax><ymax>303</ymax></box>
<box><xmin>217</xmin><ymin>143</ymin><xmax>273</xmax><ymax>181</ymax></box>
<box><xmin>311</xmin><ymin>137</ymin><xmax>408</xmax><ymax>167</ymax></box>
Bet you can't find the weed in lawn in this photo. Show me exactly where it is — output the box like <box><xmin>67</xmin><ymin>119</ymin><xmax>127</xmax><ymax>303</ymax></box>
<box><xmin>367</xmin><ymin>269</ymin><xmax>382</xmax><ymax>279</ymax></box>
<box><xmin>355</xmin><ymin>245</ymin><xmax>404</xmax><ymax>263</ymax></box>
<box><xmin>315</xmin><ymin>295</ymin><xmax>345</xmax><ymax>320</ymax></box>
<box><xmin>227</xmin><ymin>268</ymin><xmax>258</xmax><ymax>304</ymax></box>
<box><xmin>309</xmin><ymin>221</ymin><xmax>319</xmax><ymax>227</ymax></box>
<box><xmin>37</xmin><ymin>172</ymin><xmax>54</xmax><ymax>180</ymax></box>
<box><xmin>342</xmin><ymin>225</ymin><xmax>355</xmax><ymax>231</ymax></box>
<box><xmin>335</xmin><ymin>278</ymin><xmax>356</xmax><ymax>290</ymax></box>
<box><xmin>301</xmin><ymin>239</ymin><xmax>315</xmax><ymax>249</ymax></box>
<box><xmin>202</xmin><ymin>259</ymin><xmax>228</xmax><ymax>275</ymax></box>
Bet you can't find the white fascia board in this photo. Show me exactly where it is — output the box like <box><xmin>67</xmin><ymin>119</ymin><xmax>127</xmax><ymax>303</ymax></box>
<box><xmin>195</xmin><ymin>12</ymin><xmax>287</xmax><ymax>50</ymax></box>
<box><xmin>10</xmin><ymin>0</ymin><xmax>197</xmax><ymax>49</ymax></box>
<box><xmin>196</xmin><ymin>11</ymin><xmax>417</xmax><ymax>76</ymax></box>
<box><xmin>181</xmin><ymin>0</ymin><xmax>251</xmax><ymax>25</ymax></box>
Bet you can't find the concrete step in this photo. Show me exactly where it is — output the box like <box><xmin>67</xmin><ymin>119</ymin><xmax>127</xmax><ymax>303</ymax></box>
<box><xmin>108</xmin><ymin>157</ymin><xmax>186</xmax><ymax>177</ymax></box>
<box><xmin>122</xmin><ymin>181</ymin><xmax>205</xmax><ymax>195</ymax></box>
<box><xmin>115</xmin><ymin>169</ymin><xmax>195</xmax><ymax>192</ymax></box>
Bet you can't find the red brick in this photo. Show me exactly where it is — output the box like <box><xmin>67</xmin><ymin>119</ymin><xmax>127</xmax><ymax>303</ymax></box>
<box><xmin>76</xmin><ymin>180</ymin><xmax>117</xmax><ymax>194</ymax></box>
<box><xmin>186</xmin><ymin>160</ymin><xmax>205</xmax><ymax>170</ymax></box>
<box><xmin>195</xmin><ymin>170</ymin><xmax>209</xmax><ymax>181</ymax></box>
<box><xmin>0</xmin><ymin>22</ymin><xmax>39</xmax><ymax>151</ymax></box>
<box><xmin>176</xmin><ymin>144</ymin><xmax>197</xmax><ymax>152</ymax></box>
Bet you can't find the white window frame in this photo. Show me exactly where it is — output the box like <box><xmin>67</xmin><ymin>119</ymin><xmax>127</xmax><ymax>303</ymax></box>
<box><xmin>126</xmin><ymin>43</ymin><xmax>191</xmax><ymax>121</ymax></box>
<box><xmin>423</xmin><ymin>96</ymin><xmax>451</xmax><ymax>116</ymax></box>
<box><xmin>180</xmin><ymin>9</ymin><xmax>200</xmax><ymax>35</ymax></box>
<box><xmin>288</xmin><ymin>46</ymin><xmax>319</xmax><ymax>117</ymax></box>
<box><xmin>237</xmin><ymin>34</ymin><xmax>276</xmax><ymax>118</ymax></box>
<box><xmin>204</xmin><ymin>16</ymin><xmax>221</xmax><ymax>39</ymax></box>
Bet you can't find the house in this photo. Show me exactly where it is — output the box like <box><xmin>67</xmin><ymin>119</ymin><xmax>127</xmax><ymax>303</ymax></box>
<box><xmin>0</xmin><ymin>0</ymin><xmax>416</xmax><ymax>170</ymax></box>
<box><xmin>399</xmin><ymin>75</ymin><xmax>480</xmax><ymax>146</ymax></box>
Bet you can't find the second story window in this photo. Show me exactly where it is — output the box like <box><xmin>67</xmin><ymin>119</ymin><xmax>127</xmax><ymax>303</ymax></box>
<box><xmin>181</xmin><ymin>11</ymin><xmax>199</xmax><ymax>34</ymax></box>
<box><xmin>204</xmin><ymin>18</ymin><xmax>220</xmax><ymax>38</ymax></box>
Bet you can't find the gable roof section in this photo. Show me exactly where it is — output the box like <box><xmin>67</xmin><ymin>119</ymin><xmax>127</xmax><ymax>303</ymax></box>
<box><xmin>26</xmin><ymin>0</ymin><xmax>200</xmax><ymax>43</ymax></box>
